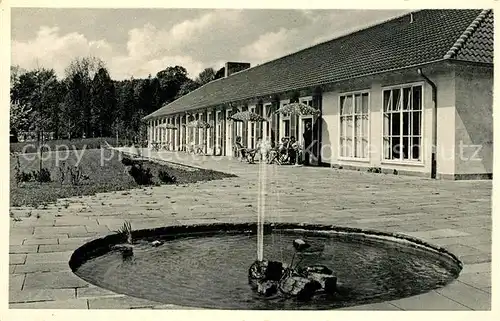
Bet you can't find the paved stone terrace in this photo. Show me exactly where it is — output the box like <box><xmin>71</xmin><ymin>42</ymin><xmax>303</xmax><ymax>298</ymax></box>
<box><xmin>9</xmin><ymin>149</ymin><xmax>492</xmax><ymax>310</ymax></box>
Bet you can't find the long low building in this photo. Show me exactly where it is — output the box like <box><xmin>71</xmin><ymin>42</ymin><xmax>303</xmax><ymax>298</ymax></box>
<box><xmin>143</xmin><ymin>9</ymin><xmax>493</xmax><ymax>180</ymax></box>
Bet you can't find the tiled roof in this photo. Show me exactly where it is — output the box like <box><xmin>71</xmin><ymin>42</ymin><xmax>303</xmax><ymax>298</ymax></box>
<box><xmin>453</xmin><ymin>10</ymin><xmax>493</xmax><ymax>63</ymax></box>
<box><xmin>145</xmin><ymin>9</ymin><xmax>492</xmax><ymax>120</ymax></box>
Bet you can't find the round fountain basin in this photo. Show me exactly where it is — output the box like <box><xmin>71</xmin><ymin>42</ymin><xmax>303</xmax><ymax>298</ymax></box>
<box><xmin>70</xmin><ymin>223</ymin><xmax>462</xmax><ymax>310</ymax></box>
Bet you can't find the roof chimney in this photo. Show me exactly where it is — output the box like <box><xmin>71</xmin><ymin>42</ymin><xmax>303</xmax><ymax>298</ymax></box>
<box><xmin>410</xmin><ymin>13</ymin><xmax>414</xmax><ymax>23</ymax></box>
<box><xmin>224</xmin><ymin>62</ymin><xmax>251</xmax><ymax>77</ymax></box>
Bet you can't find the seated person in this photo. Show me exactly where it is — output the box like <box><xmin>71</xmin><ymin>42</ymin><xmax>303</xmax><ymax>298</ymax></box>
<box><xmin>277</xmin><ymin>137</ymin><xmax>290</xmax><ymax>163</ymax></box>
<box><xmin>278</xmin><ymin>137</ymin><xmax>289</xmax><ymax>155</ymax></box>
<box><xmin>258</xmin><ymin>138</ymin><xmax>272</xmax><ymax>161</ymax></box>
<box><xmin>234</xmin><ymin>136</ymin><xmax>247</xmax><ymax>160</ymax></box>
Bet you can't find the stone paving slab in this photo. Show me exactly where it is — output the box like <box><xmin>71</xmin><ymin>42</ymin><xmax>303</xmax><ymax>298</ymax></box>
<box><xmin>9</xmin><ymin>245</ymin><xmax>38</xmax><ymax>254</ymax></box>
<box><xmin>23</xmin><ymin>238</ymin><xmax>59</xmax><ymax>245</ymax></box>
<box><xmin>339</xmin><ymin>302</ymin><xmax>402</xmax><ymax>310</ymax></box>
<box><xmin>460</xmin><ymin>253</ymin><xmax>492</xmax><ymax>265</ymax></box>
<box><xmin>462</xmin><ymin>262</ymin><xmax>491</xmax><ymax>275</ymax></box>
<box><xmin>457</xmin><ymin>272</ymin><xmax>492</xmax><ymax>289</ymax></box>
<box><xmin>10</xmin><ymin>274</ymin><xmax>26</xmax><ymax>291</ymax></box>
<box><xmin>434</xmin><ymin>281</ymin><xmax>491</xmax><ymax>310</ymax></box>
<box><xmin>86</xmin><ymin>296</ymin><xmax>162</xmax><ymax>309</ymax></box>
<box><xmin>23</xmin><ymin>271</ymin><xmax>89</xmax><ymax>290</ymax></box>
<box><xmin>389</xmin><ymin>291</ymin><xmax>471</xmax><ymax>310</ymax></box>
<box><xmin>38</xmin><ymin>244</ymin><xmax>83</xmax><ymax>253</ymax></box>
<box><xmin>76</xmin><ymin>286</ymin><xmax>125</xmax><ymax>299</ymax></box>
<box><xmin>13</xmin><ymin>262</ymin><xmax>70</xmax><ymax>274</ymax></box>
<box><xmin>25</xmin><ymin>251</ymin><xmax>74</xmax><ymax>264</ymax></box>
<box><xmin>58</xmin><ymin>236</ymin><xmax>98</xmax><ymax>245</ymax></box>
<box><xmin>9</xmin><ymin>254</ymin><xmax>27</xmax><ymax>265</ymax></box>
<box><xmin>9</xmin><ymin>150</ymin><xmax>492</xmax><ymax>310</ymax></box>
<box><xmin>10</xmin><ymin>298</ymin><xmax>89</xmax><ymax>309</ymax></box>
<box><xmin>9</xmin><ymin>288</ymin><xmax>75</xmax><ymax>303</ymax></box>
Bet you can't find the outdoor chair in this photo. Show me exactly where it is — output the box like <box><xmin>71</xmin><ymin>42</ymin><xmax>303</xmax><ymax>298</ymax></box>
<box><xmin>267</xmin><ymin>148</ymin><xmax>281</xmax><ymax>165</ymax></box>
<box><xmin>234</xmin><ymin>143</ymin><xmax>246</xmax><ymax>161</ymax></box>
<box><xmin>187</xmin><ymin>143</ymin><xmax>196</xmax><ymax>154</ymax></box>
<box><xmin>151</xmin><ymin>142</ymin><xmax>161</xmax><ymax>151</ymax></box>
<box><xmin>234</xmin><ymin>142</ymin><xmax>257</xmax><ymax>164</ymax></box>
<box><xmin>244</xmin><ymin>149</ymin><xmax>258</xmax><ymax>163</ymax></box>
<box><xmin>279</xmin><ymin>150</ymin><xmax>290</xmax><ymax>164</ymax></box>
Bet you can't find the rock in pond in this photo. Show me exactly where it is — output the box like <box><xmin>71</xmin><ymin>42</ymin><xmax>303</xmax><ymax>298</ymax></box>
<box><xmin>257</xmin><ymin>280</ymin><xmax>278</xmax><ymax>297</ymax></box>
<box><xmin>279</xmin><ymin>275</ymin><xmax>322</xmax><ymax>300</ymax></box>
<box><xmin>112</xmin><ymin>244</ymin><xmax>134</xmax><ymax>259</ymax></box>
<box><xmin>293</xmin><ymin>239</ymin><xmax>310</xmax><ymax>251</ymax></box>
<box><xmin>151</xmin><ymin>240</ymin><xmax>163</xmax><ymax>247</ymax></box>
<box><xmin>248</xmin><ymin>260</ymin><xmax>286</xmax><ymax>288</ymax></box>
<box><xmin>298</xmin><ymin>265</ymin><xmax>337</xmax><ymax>293</ymax></box>
<box><xmin>324</xmin><ymin>277</ymin><xmax>338</xmax><ymax>294</ymax></box>
<box><xmin>293</xmin><ymin>239</ymin><xmax>325</xmax><ymax>254</ymax></box>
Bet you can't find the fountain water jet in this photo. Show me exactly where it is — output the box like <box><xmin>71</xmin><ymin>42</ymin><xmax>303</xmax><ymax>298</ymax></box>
<box><xmin>256</xmin><ymin>156</ymin><xmax>267</xmax><ymax>261</ymax></box>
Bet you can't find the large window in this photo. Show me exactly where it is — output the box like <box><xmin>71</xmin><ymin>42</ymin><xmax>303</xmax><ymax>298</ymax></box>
<box><xmin>339</xmin><ymin>92</ymin><xmax>369</xmax><ymax>158</ymax></box>
<box><xmin>283</xmin><ymin>119</ymin><xmax>290</xmax><ymax>137</ymax></box>
<box><xmin>280</xmin><ymin>101</ymin><xmax>291</xmax><ymax>139</ymax></box>
<box><xmin>383</xmin><ymin>85</ymin><xmax>422</xmax><ymax>161</ymax></box>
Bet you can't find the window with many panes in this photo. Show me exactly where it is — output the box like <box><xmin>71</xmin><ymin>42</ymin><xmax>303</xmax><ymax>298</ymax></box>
<box><xmin>339</xmin><ymin>92</ymin><xmax>369</xmax><ymax>158</ymax></box>
<box><xmin>383</xmin><ymin>84</ymin><xmax>422</xmax><ymax>162</ymax></box>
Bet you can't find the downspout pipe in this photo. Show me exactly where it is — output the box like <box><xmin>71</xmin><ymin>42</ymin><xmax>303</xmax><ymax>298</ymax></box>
<box><xmin>417</xmin><ymin>68</ymin><xmax>438</xmax><ymax>179</ymax></box>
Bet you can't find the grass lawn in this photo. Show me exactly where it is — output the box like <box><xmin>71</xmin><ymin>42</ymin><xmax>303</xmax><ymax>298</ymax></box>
<box><xmin>10</xmin><ymin>148</ymin><xmax>235</xmax><ymax>207</ymax></box>
<box><xmin>10</xmin><ymin>137</ymin><xmax>134</xmax><ymax>153</ymax></box>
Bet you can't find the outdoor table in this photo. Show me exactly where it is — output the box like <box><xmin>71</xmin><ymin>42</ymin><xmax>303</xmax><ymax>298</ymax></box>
<box><xmin>151</xmin><ymin>142</ymin><xmax>161</xmax><ymax>151</ymax></box>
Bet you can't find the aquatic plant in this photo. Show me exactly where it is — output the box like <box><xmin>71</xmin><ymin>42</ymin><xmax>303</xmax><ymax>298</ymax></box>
<box><xmin>116</xmin><ymin>221</ymin><xmax>133</xmax><ymax>244</ymax></box>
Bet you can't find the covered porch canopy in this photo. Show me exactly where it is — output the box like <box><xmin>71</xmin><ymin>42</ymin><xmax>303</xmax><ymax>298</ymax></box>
<box><xmin>145</xmin><ymin>88</ymin><xmax>323</xmax><ymax>162</ymax></box>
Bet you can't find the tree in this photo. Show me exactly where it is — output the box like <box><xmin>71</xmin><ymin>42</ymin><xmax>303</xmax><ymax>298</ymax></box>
<box><xmin>10</xmin><ymin>101</ymin><xmax>32</xmax><ymax>140</ymax></box>
<box><xmin>176</xmin><ymin>78</ymin><xmax>200</xmax><ymax>99</ymax></box>
<box><xmin>64</xmin><ymin>56</ymin><xmax>106</xmax><ymax>137</ymax></box>
<box><xmin>61</xmin><ymin>73</ymin><xmax>86</xmax><ymax>139</ymax></box>
<box><xmin>214</xmin><ymin>66</ymin><xmax>225</xmax><ymax>80</ymax></box>
<box><xmin>90</xmin><ymin>67</ymin><xmax>116</xmax><ymax>137</ymax></box>
<box><xmin>134</xmin><ymin>76</ymin><xmax>155</xmax><ymax>115</ymax></box>
<box><xmin>10</xmin><ymin>65</ymin><xmax>26</xmax><ymax>100</ymax></box>
<box><xmin>24</xmin><ymin>68</ymin><xmax>60</xmax><ymax>171</ymax></box>
<box><xmin>196</xmin><ymin>67</ymin><xmax>216</xmax><ymax>86</ymax></box>
<box><xmin>150</xmin><ymin>77</ymin><xmax>162</xmax><ymax>110</ymax></box>
<box><xmin>115</xmin><ymin>79</ymin><xmax>137</xmax><ymax>141</ymax></box>
<box><xmin>156</xmin><ymin>66</ymin><xmax>189</xmax><ymax>105</ymax></box>
<box><xmin>10</xmin><ymin>67</ymin><xmax>63</xmax><ymax>141</ymax></box>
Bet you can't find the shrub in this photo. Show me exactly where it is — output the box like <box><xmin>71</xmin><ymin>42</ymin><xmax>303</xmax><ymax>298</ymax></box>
<box><xmin>128</xmin><ymin>164</ymin><xmax>153</xmax><ymax>185</ymax></box>
<box><xmin>69</xmin><ymin>165</ymin><xmax>90</xmax><ymax>185</ymax></box>
<box><xmin>367</xmin><ymin>167</ymin><xmax>382</xmax><ymax>173</ymax></box>
<box><xmin>59</xmin><ymin>162</ymin><xmax>67</xmax><ymax>185</ymax></box>
<box><xmin>13</xmin><ymin>154</ymin><xmax>31</xmax><ymax>185</ymax></box>
<box><xmin>158</xmin><ymin>170</ymin><xmax>177</xmax><ymax>184</ymax></box>
<box><xmin>16</xmin><ymin>171</ymin><xmax>32</xmax><ymax>183</ymax></box>
<box><xmin>32</xmin><ymin>168</ymin><xmax>52</xmax><ymax>183</ymax></box>
<box><xmin>14</xmin><ymin>154</ymin><xmax>32</xmax><ymax>184</ymax></box>
<box><xmin>121</xmin><ymin>157</ymin><xmax>136</xmax><ymax>166</ymax></box>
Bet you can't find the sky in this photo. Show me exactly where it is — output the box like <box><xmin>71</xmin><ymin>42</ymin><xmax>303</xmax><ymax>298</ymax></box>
<box><xmin>11</xmin><ymin>8</ymin><xmax>411</xmax><ymax>80</ymax></box>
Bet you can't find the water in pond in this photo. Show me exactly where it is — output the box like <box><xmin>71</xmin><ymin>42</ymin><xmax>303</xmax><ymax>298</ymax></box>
<box><xmin>74</xmin><ymin>232</ymin><xmax>461</xmax><ymax>310</ymax></box>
